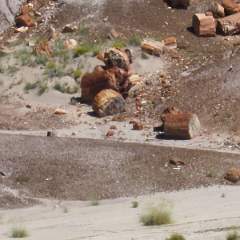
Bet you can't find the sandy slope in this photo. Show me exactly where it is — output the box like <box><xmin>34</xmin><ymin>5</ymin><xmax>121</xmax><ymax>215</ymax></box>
<box><xmin>0</xmin><ymin>186</ymin><xmax>240</xmax><ymax>240</ymax></box>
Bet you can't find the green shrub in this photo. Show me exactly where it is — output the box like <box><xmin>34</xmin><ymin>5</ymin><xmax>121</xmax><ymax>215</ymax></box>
<box><xmin>24</xmin><ymin>82</ymin><xmax>38</xmax><ymax>92</ymax></box>
<box><xmin>112</xmin><ymin>39</ymin><xmax>127</xmax><ymax>49</ymax></box>
<box><xmin>15</xmin><ymin>48</ymin><xmax>33</xmax><ymax>66</ymax></box>
<box><xmin>37</xmin><ymin>81</ymin><xmax>48</xmax><ymax>95</ymax></box>
<box><xmin>10</xmin><ymin>227</ymin><xmax>28</xmax><ymax>238</ymax></box>
<box><xmin>227</xmin><ymin>231</ymin><xmax>240</xmax><ymax>240</ymax></box>
<box><xmin>166</xmin><ymin>233</ymin><xmax>186</xmax><ymax>240</ymax></box>
<box><xmin>140</xmin><ymin>203</ymin><xmax>173</xmax><ymax>226</ymax></box>
<box><xmin>35</xmin><ymin>54</ymin><xmax>48</xmax><ymax>66</ymax></box>
<box><xmin>128</xmin><ymin>34</ymin><xmax>142</xmax><ymax>46</ymax></box>
<box><xmin>44</xmin><ymin>61</ymin><xmax>65</xmax><ymax>78</ymax></box>
<box><xmin>132</xmin><ymin>201</ymin><xmax>139</xmax><ymax>208</ymax></box>
<box><xmin>74</xmin><ymin>43</ymin><xmax>93</xmax><ymax>57</ymax></box>
<box><xmin>73</xmin><ymin>68</ymin><xmax>82</xmax><ymax>79</ymax></box>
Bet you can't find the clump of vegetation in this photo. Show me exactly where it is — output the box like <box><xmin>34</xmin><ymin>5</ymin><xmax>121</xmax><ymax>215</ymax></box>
<box><xmin>73</xmin><ymin>68</ymin><xmax>82</xmax><ymax>79</ymax></box>
<box><xmin>24</xmin><ymin>82</ymin><xmax>38</xmax><ymax>93</ymax></box>
<box><xmin>128</xmin><ymin>34</ymin><xmax>142</xmax><ymax>46</ymax></box>
<box><xmin>15</xmin><ymin>175</ymin><xmax>30</xmax><ymax>184</ymax></box>
<box><xmin>37</xmin><ymin>81</ymin><xmax>48</xmax><ymax>96</ymax></box>
<box><xmin>140</xmin><ymin>202</ymin><xmax>173</xmax><ymax>226</ymax></box>
<box><xmin>132</xmin><ymin>201</ymin><xmax>139</xmax><ymax>208</ymax></box>
<box><xmin>44</xmin><ymin>61</ymin><xmax>65</xmax><ymax>78</ymax></box>
<box><xmin>90</xmin><ymin>199</ymin><xmax>100</xmax><ymax>206</ymax></box>
<box><xmin>141</xmin><ymin>52</ymin><xmax>149</xmax><ymax>59</ymax></box>
<box><xmin>112</xmin><ymin>39</ymin><xmax>127</xmax><ymax>49</ymax></box>
<box><xmin>227</xmin><ymin>231</ymin><xmax>240</xmax><ymax>240</ymax></box>
<box><xmin>15</xmin><ymin>48</ymin><xmax>34</xmax><ymax>66</ymax></box>
<box><xmin>35</xmin><ymin>54</ymin><xmax>48</xmax><ymax>66</ymax></box>
<box><xmin>7</xmin><ymin>66</ymin><xmax>19</xmax><ymax>75</ymax></box>
<box><xmin>10</xmin><ymin>227</ymin><xmax>28</xmax><ymax>238</ymax></box>
<box><xmin>166</xmin><ymin>233</ymin><xmax>186</xmax><ymax>240</ymax></box>
<box><xmin>78</xmin><ymin>25</ymin><xmax>89</xmax><ymax>36</ymax></box>
<box><xmin>74</xmin><ymin>43</ymin><xmax>93</xmax><ymax>57</ymax></box>
<box><xmin>53</xmin><ymin>82</ymin><xmax>78</xmax><ymax>94</ymax></box>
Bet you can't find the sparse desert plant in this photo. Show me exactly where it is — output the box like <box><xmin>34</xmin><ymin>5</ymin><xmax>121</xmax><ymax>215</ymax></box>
<box><xmin>73</xmin><ymin>68</ymin><xmax>82</xmax><ymax>79</ymax></box>
<box><xmin>132</xmin><ymin>201</ymin><xmax>139</xmax><ymax>208</ymax></box>
<box><xmin>112</xmin><ymin>39</ymin><xmax>127</xmax><ymax>49</ymax></box>
<box><xmin>78</xmin><ymin>25</ymin><xmax>89</xmax><ymax>36</ymax></box>
<box><xmin>15</xmin><ymin>175</ymin><xmax>30</xmax><ymax>184</ymax></box>
<box><xmin>37</xmin><ymin>81</ymin><xmax>48</xmax><ymax>95</ymax></box>
<box><xmin>7</xmin><ymin>66</ymin><xmax>19</xmax><ymax>75</ymax></box>
<box><xmin>53</xmin><ymin>82</ymin><xmax>78</xmax><ymax>94</ymax></box>
<box><xmin>227</xmin><ymin>231</ymin><xmax>240</xmax><ymax>240</ymax></box>
<box><xmin>73</xmin><ymin>43</ymin><xmax>94</xmax><ymax>57</ymax></box>
<box><xmin>90</xmin><ymin>199</ymin><xmax>99</xmax><ymax>206</ymax></box>
<box><xmin>166</xmin><ymin>233</ymin><xmax>186</xmax><ymax>240</ymax></box>
<box><xmin>140</xmin><ymin>202</ymin><xmax>173</xmax><ymax>226</ymax></box>
<box><xmin>24</xmin><ymin>81</ymin><xmax>38</xmax><ymax>93</ymax></box>
<box><xmin>35</xmin><ymin>54</ymin><xmax>48</xmax><ymax>66</ymax></box>
<box><xmin>128</xmin><ymin>34</ymin><xmax>142</xmax><ymax>46</ymax></box>
<box><xmin>141</xmin><ymin>52</ymin><xmax>149</xmax><ymax>59</ymax></box>
<box><xmin>45</xmin><ymin>61</ymin><xmax>65</xmax><ymax>78</ymax></box>
<box><xmin>15</xmin><ymin>48</ymin><xmax>34</xmax><ymax>66</ymax></box>
<box><xmin>10</xmin><ymin>227</ymin><xmax>28</xmax><ymax>238</ymax></box>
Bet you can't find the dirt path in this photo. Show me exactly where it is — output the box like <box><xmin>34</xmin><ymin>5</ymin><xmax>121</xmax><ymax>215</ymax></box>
<box><xmin>0</xmin><ymin>186</ymin><xmax>240</xmax><ymax>239</ymax></box>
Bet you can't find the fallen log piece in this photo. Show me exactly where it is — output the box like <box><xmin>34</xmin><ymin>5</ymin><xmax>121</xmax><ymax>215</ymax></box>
<box><xmin>222</xmin><ymin>0</ymin><xmax>240</xmax><ymax>15</ymax></box>
<box><xmin>92</xmin><ymin>89</ymin><xmax>126</xmax><ymax>117</ymax></box>
<box><xmin>217</xmin><ymin>12</ymin><xmax>240</xmax><ymax>35</ymax></box>
<box><xmin>141</xmin><ymin>39</ymin><xmax>165</xmax><ymax>56</ymax></box>
<box><xmin>101</xmin><ymin>48</ymin><xmax>132</xmax><ymax>70</ymax></box>
<box><xmin>81</xmin><ymin>67</ymin><xmax>130</xmax><ymax>103</ymax></box>
<box><xmin>161</xmin><ymin>110</ymin><xmax>201</xmax><ymax>139</ymax></box>
<box><xmin>192</xmin><ymin>13</ymin><xmax>216</xmax><ymax>37</ymax></box>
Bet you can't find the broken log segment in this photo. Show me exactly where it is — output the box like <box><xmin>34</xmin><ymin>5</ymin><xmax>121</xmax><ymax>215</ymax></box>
<box><xmin>192</xmin><ymin>13</ymin><xmax>216</xmax><ymax>37</ymax></box>
<box><xmin>92</xmin><ymin>89</ymin><xmax>126</xmax><ymax>117</ymax></box>
<box><xmin>141</xmin><ymin>39</ymin><xmax>165</xmax><ymax>56</ymax></box>
<box><xmin>161</xmin><ymin>110</ymin><xmax>201</xmax><ymax>140</ymax></box>
<box><xmin>217</xmin><ymin>12</ymin><xmax>240</xmax><ymax>35</ymax></box>
<box><xmin>222</xmin><ymin>0</ymin><xmax>240</xmax><ymax>15</ymax></box>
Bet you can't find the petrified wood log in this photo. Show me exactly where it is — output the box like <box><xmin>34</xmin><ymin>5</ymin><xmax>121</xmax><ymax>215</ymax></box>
<box><xmin>161</xmin><ymin>108</ymin><xmax>201</xmax><ymax>139</ymax></box>
<box><xmin>192</xmin><ymin>13</ymin><xmax>216</xmax><ymax>37</ymax></box>
<box><xmin>217</xmin><ymin>12</ymin><xmax>240</xmax><ymax>35</ymax></box>
<box><xmin>92</xmin><ymin>89</ymin><xmax>126</xmax><ymax>117</ymax></box>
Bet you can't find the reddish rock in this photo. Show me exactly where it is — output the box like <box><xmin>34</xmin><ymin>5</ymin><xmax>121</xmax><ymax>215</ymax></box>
<box><xmin>225</xmin><ymin>168</ymin><xmax>240</xmax><ymax>183</ymax></box>
<box><xmin>217</xmin><ymin>12</ymin><xmax>240</xmax><ymax>35</ymax></box>
<box><xmin>130</xmin><ymin>120</ymin><xmax>144</xmax><ymax>130</ymax></box>
<box><xmin>106</xmin><ymin>130</ymin><xmax>114</xmax><ymax>137</ymax></box>
<box><xmin>15</xmin><ymin>14</ymin><xmax>35</xmax><ymax>27</ymax></box>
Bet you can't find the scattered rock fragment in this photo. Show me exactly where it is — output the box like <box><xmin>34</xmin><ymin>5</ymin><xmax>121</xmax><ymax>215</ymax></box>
<box><xmin>106</xmin><ymin>129</ymin><xmax>115</xmax><ymax>137</ymax></box>
<box><xmin>130</xmin><ymin>120</ymin><xmax>144</xmax><ymax>130</ymax></box>
<box><xmin>92</xmin><ymin>89</ymin><xmax>126</xmax><ymax>117</ymax></box>
<box><xmin>54</xmin><ymin>108</ymin><xmax>67</xmax><ymax>115</ymax></box>
<box><xmin>164</xmin><ymin>36</ymin><xmax>177</xmax><ymax>49</ymax></box>
<box><xmin>15</xmin><ymin>14</ymin><xmax>35</xmax><ymax>27</ymax></box>
<box><xmin>160</xmin><ymin>107</ymin><xmax>201</xmax><ymax>139</ymax></box>
<box><xmin>15</xmin><ymin>26</ymin><xmax>29</xmax><ymax>33</ymax></box>
<box><xmin>225</xmin><ymin>167</ymin><xmax>240</xmax><ymax>183</ymax></box>
<box><xmin>64</xmin><ymin>39</ymin><xmax>78</xmax><ymax>50</ymax></box>
<box><xmin>217</xmin><ymin>12</ymin><xmax>240</xmax><ymax>35</ymax></box>
<box><xmin>211</xmin><ymin>2</ymin><xmax>225</xmax><ymax>18</ymax></box>
<box><xmin>192</xmin><ymin>13</ymin><xmax>216</xmax><ymax>37</ymax></box>
<box><xmin>33</xmin><ymin>40</ymin><xmax>52</xmax><ymax>56</ymax></box>
<box><xmin>62</xmin><ymin>24</ymin><xmax>78</xmax><ymax>33</ymax></box>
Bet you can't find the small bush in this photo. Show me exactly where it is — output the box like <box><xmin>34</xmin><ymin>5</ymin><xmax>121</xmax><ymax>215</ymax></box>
<box><xmin>15</xmin><ymin>49</ymin><xmax>33</xmax><ymax>66</ymax></box>
<box><xmin>73</xmin><ymin>68</ymin><xmax>82</xmax><ymax>79</ymax></box>
<box><xmin>24</xmin><ymin>82</ymin><xmax>38</xmax><ymax>92</ymax></box>
<box><xmin>227</xmin><ymin>231</ymin><xmax>240</xmax><ymax>240</ymax></box>
<box><xmin>112</xmin><ymin>39</ymin><xmax>127</xmax><ymax>49</ymax></box>
<box><xmin>132</xmin><ymin>201</ymin><xmax>139</xmax><ymax>208</ymax></box>
<box><xmin>78</xmin><ymin>25</ymin><xmax>89</xmax><ymax>36</ymax></box>
<box><xmin>74</xmin><ymin>43</ymin><xmax>93</xmax><ymax>57</ymax></box>
<box><xmin>37</xmin><ymin>81</ymin><xmax>48</xmax><ymax>96</ymax></box>
<box><xmin>141</xmin><ymin>52</ymin><xmax>149</xmax><ymax>59</ymax></box>
<box><xmin>10</xmin><ymin>227</ymin><xmax>28</xmax><ymax>238</ymax></box>
<box><xmin>7</xmin><ymin>66</ymin><xmax>19</xmax><ymax>75</ymax></box>
<box><xmin>35</xmin><ymin>54</ymin><xmax>48</xmax><ymax>66</ymax></box>
<box><xmin>128</xmin><ymin>34</ymin><xmax>142</xmax><ymax>46</ymax></box>
<box><xmin>53</xmin><ymin>82</ymin><xmax>78</xmax><ymax>94</ymax></box>
<box><xmin>140</xmin><ymin>203</ymin><xmax>173</xmax><ymax>226</ymax></box>
<box><xmin>45</xmin><ymin>61</ymin><xmax>65</xmax><ymax>78</ymax></box>
<box><xmin>166</xmin><ymin>233</ymin><xmax>186</xmax><ymax>240</ymax></box>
